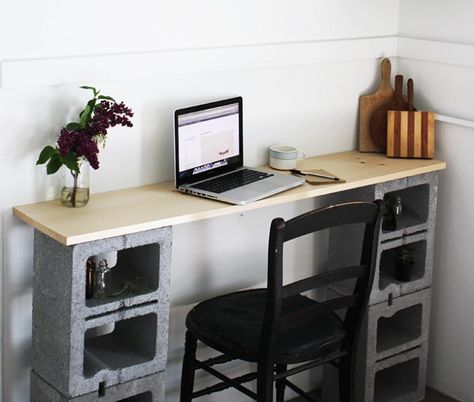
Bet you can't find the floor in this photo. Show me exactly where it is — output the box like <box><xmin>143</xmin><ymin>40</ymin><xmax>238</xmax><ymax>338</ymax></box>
<box><xmin>424</xmin><ymin>387</ymin><xmax>460</xmax><ymax>402</ymax></box>
<box><xmin>290</xmin><ymin>387</ymin><xmax>460</xmax><ymax>401</ymax></box>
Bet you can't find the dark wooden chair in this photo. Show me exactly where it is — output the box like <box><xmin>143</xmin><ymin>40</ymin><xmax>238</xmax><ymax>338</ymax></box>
<box><xmin>180</xmin><ymin>201</ymin><xmax>383</xmax><ymax>402</ymax></box>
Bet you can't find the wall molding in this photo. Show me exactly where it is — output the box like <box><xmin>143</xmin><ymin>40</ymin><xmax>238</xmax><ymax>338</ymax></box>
<box><xmin>398</xmin><ymin>37</ymin><xmax>474</xmax><ymax>69</ymax></box>
<box><xmin>1</xmin><ymin>36</ymin><xmax>474</xmax><ymax>91</ymax></box>
<box><xmin>435</xmin><ymin>114</ymin><xmax>474</xmax><ymax>129</ymax></box>
<box><xmin>0</xmin><ymin>36</ymin><xmax>398</xmax><ymax>89</ymax></box>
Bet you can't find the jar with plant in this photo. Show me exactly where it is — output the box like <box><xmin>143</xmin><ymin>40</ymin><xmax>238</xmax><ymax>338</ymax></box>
<box><xmin>394</xmin><ymin>244</ymin><xmax>414</xmax><ymax>282</ymax></box>
<box><xmin>36</xmin><ymin>86</ymin><xmax>133</xmax><ymax>207</ymax></box>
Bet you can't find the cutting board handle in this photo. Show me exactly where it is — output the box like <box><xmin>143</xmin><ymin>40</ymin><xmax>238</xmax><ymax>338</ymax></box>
<box><xmin>378</xmin><ymin>58</ymin><xmax>392</xmax><ymax>92</ymax></box>
<box><xmin>407</xmin><ymin>78</ymin><xmax>414</xmax><ymax>111</ymax></box>
<box><xmin>394</xmin><ymin>75</ymin><xmax>404</xmax><ymax>100</ymax></box>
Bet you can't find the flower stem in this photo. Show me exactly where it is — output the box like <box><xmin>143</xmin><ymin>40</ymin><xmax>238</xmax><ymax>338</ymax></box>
<box><xmin>70</xmin><ymin>169</ymin><xmax>79</xmax><ymax>207</ymax></box>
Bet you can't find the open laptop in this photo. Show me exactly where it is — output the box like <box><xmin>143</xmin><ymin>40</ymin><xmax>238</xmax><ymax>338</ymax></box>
<box><xmin>174</xmin><ymin>97</ymin><xmax>304</xmax><ymax>205</ymax></box>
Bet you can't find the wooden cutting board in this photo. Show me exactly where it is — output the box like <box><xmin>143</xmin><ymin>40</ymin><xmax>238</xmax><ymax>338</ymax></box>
<box><xmin>386</xmin><ymin>79</ymin><xmax>434</xmax><ymax>159</ymax></box>
<box><xmin>369</xmin><ymin>75</ymin><xmax>411</xmax><ymax>152</ymax></box>
<box><xmin>359</xmin><ymin>58</ymin><xmax>394</xmax><ymax>152</ymax></box>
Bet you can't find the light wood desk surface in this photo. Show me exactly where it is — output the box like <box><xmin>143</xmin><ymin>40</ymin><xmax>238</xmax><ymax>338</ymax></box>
<box><xmin>13</xmin><ymin>151</ymin><xmax>446</xmax><ymax>246</ymax></box>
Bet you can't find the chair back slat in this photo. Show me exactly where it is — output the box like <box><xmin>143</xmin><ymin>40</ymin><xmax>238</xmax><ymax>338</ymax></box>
<box><xmin>284</xmin><ymin>202</ymin><xmax>381</xmax><ymax>242</ymax></box>
<box><xmin>282</xmin><ymin>264</ymin><xmax>368</xmax><ymax>298</ymax></box>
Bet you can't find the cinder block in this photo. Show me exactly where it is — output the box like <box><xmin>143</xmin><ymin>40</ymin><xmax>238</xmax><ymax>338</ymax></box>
<box><xmin>366</xmin><ymin>288</ymin><xmax>431</xmax><ymax>363</ymax></box>
<box><xmin>376</xmin><ymin>172</ymin><xmax>439</xmax><ymax>242</ymax></box>
<box><xmin>323</xmin><ymin>342</ymin><xmax>428</xmax><ymax>402</ymax></box>
<box><xmin>371</xmin><ymin>342</ymin><xmax>428</xmax><ymax>402</ymax></box>
<box><xmin>326</xmin><ymin>173</ymin><xmax>438</xmax><ymax>305</ymax></box>
<box><xmin>32</xmin><ymin>227</ymin><xmax>172</xmax><ymax>398</ymax></box>
<box><xmin>370</xmin><ymin>231</ymin><xmax>433</xmax><ymax>305</ymax></box>
<box><xmin>325</xmin><ymin>288</ymin><xmax>431</xmax><ymax>400</ymax></box>
<box><xmin>31</xmin><ymin>370</ymin><xmax>166</xmax><ymax>402</ymax></box>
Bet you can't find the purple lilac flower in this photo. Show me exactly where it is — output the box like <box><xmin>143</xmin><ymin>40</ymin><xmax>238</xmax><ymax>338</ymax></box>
<box><xmin>56</xmin><ymin>98</ymin><xmax>133</xmax><ymax>170</ymax></box>
<box><xmin>86</xmin><ymin>101</ymin><xmax>133</xmax><ymax>137</ymax></box>
<box><xmin>58</xmin><ymin>128</ymin><xmax>100</xmax><ymax>169</ymax></box>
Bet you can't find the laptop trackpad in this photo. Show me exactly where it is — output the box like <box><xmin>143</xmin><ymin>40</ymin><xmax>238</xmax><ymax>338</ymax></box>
<box><xmin>223</xmin><ymin>180</ymin><xmax>280</xmax><ymax>199</ymax></box>
<box><xmin>245</xmin><ymin>180</ymin><xmax>280</xmax><ymax>192</ymax></box>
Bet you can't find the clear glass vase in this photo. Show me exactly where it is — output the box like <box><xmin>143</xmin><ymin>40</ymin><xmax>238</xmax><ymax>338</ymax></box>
<box><xmin>60</xmin><ymin>160</ymin><xmax>90</xmax><ymax>207</ymax></box>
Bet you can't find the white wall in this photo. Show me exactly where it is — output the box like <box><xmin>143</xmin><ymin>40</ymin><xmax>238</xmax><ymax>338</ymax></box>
<box><xmin>0</xmin><ymin>1</ymin><xmax>409</xmax><ymax>401</ymax></box>
<box><xmin>399</xmin><ymin>2</ymin><xmax>474</xmax><ymax>401</ymax></box>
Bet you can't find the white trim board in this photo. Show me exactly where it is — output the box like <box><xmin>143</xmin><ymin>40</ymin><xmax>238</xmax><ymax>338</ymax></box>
<box><xmin>435</xmin><ymin>114</ymin><xmax>474</xmax><ymax>129</ymax></box>
<box><xmin>398</xmin><ymin>37</ymin><xmax>474</xmax><ymax>69</ymax></box>
<box><xmin>0</xmin><ymin>36</ymin><xmax>398</xmax><ymax>89</ymax></box>
<box><xmin>2</xmin><ymin>36</ymin><xmax>474</xmax><ymax>90</ymax></box>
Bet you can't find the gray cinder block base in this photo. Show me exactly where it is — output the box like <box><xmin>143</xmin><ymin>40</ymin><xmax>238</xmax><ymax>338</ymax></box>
<box><xmin>323</xmin><ymin>342</ymin><xmax>428</xmax><ymax>402</ymax></box>
<box><xmin>31</xmin><ymin>370</ymin><xmax>166</xmax><ymax>402</ymax></box>
<box><xmin>366</xmin><ymin>288</ymin><xmax>431</xmax><ymax>363</ymax></box>
<box><xmin>32</xmin><ymin>227</ymin><xmax>172</xmax><ymax>398</ymax></box>
<box><xmin>322</xmin><ymin>172</ymin><xmax>438</xmax><ymax>402</ymax></box>
<box><xmin>373</xmin><ymin>232</ymin><xmax>434</xmax><ymax>305</ymax></box>
<box><xmin>326</xmin><ymin>172</ymin><xmax>438</xmax><ymax>305</ymax></box>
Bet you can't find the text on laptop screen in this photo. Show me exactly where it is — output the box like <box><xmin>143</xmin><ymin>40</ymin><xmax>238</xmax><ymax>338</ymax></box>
<box><xmin>177</xmin><ymin>102</ymin><xmax>240</xmax><ymax>176</ymax></box>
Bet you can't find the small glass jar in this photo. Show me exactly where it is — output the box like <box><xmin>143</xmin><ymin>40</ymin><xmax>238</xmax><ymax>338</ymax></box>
<box><xmin>60</xmin><ymin>160</ymin><xmax>90</xmax><ymax>207</ymax></box>
<box><xmin>393</xmin><ymin>196</ymin><xmax>403</xmax><ymax>216</ymax></box>
<box><xmin>92</xmin><ymin>259</ymin><xmax>111</xmax><ymax>299</ymax></box>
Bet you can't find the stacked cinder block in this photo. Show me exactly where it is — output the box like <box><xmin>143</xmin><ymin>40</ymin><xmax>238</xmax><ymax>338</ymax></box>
<box><xmin>30</xmin><ymin>227</ymin><xmax>172</xmax><ymax>402</ymax></box>
<box><xmin>322</xmin><ymin>172</ymin><xmax>439</xmax><ymax>402</ymax></box>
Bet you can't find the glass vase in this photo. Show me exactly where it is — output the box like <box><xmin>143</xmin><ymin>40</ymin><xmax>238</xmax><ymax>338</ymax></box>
<box><xmin>60</xmin><ymin>160</ymin><xmax>90</xmax><ymax>207</ymax></box>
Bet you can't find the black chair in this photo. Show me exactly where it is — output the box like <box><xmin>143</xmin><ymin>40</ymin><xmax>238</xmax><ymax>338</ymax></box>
<box><xmin>180</xmin><ymin>201</ymin><xmax>383</xmax><ymax>402</ymax></box>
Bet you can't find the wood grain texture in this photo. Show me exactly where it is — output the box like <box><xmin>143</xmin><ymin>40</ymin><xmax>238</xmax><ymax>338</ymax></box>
<box><xmin>387</xmin><ymin>111</ymin><xmax>435</xmax><ymax>159</ymax></box>
<box><xmin>359</xmin><ymin>58</ymin><xmax>394</xmax><ymax>152</ymax></box>
<box><xmin>369</xmin><ymin>74</ymin><xmax>410</xmax><ymax>152</ymax></box>
<box><xmin>13</xmin><ymin>151</ymin><xmax>445</xmax><ymax>245</ymax></box>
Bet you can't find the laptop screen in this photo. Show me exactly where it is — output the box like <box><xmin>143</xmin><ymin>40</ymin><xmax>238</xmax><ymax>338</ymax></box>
<box><xmin>175</xmin><ymin>97</ymin><xmax>243</xmax><ymax>187</ymax></box>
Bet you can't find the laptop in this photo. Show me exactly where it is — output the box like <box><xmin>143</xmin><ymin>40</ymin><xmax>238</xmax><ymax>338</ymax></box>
<box><xmin>174</xmin><ymin>97</ymin><xmax>304</xmax><ymax>205</ymax></box>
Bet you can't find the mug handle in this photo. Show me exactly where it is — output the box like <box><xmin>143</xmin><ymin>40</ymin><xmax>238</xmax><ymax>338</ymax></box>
<box><xmin>298</xmin><ymin>151</ymin><xmax>306</xmax><ymax>160</ymax></box>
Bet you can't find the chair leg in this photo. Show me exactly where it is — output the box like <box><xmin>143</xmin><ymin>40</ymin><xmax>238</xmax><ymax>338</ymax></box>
<box><xmin>257</xmin><ymin>360</ymin><xmax>274</xmax><ymax>402</ymax></box>
<box><xmin>338</xmin><ymin>355</ymin><xmax>351</xmax><ymax>402</ymax></box>
<box><xmin>275</xmin><ymin>364</ymin><xmax>287</xmax><ymax>402</ymax></box>
<box><xmin>180</xmin><ymin>331</ymin><xmax>198</xmax><ymax>402</ymax></box>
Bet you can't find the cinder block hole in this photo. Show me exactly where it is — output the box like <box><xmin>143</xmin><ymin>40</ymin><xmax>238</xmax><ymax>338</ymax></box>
<box><xmin>376</xmin><ymin>303</ymin><xmax>422</xmax><ymax>353</ymax></box>
<box><xmin>382</xmin><ymin>184</ymin><xmax>429</xmax><ymax>232</ymax></box>
<box><xmin>98</xmin><ymin>381</ymin><xmax>106</xmax><ymax>397</ymax></box>
<box><xmin>379</xmin><ymin>240</ymin><xmax>427</xmax><ymax>290</ymax></box>
<box><xmin>86</xmin><ymin>243</ymin><xmax>161</xmax><ymax>308</ymax></box>
<box><xmin>118</xmin><ymin>392</ymin><xmax>152</xmax><ymax>401</ymax></box>
<box><xmin>374</xmin><ymin>357</ymin><xmax>419</xmax><ymax>401</ymax></box>
<box><xmin>83</xmin><ymin>313</ymin><xmax>157</xmax><ymax>378</ymax></box>
<box><xmin>85</xmin><ymin>322</ymin><xmax>115</xmax><ymax>339</ymax></box>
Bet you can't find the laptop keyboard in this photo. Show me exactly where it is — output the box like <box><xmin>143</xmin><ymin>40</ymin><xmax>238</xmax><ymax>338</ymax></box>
<box><xmin>193</xmin><ymin>169</ymin><xmax>273</xmax><ymax>194</ymax></box>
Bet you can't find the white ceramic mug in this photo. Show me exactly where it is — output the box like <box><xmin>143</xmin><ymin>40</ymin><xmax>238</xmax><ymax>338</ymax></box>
<box><xmin>269</xmin><ymin>145</ymin><xmax>305</xmax><ymax>170</ymax></box>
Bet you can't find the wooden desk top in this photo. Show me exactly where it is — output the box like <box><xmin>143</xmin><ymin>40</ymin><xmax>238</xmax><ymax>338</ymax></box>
<box><xmin>13</xmin><ymin>151</ymin><xmax>446</xmax><ymax>246</ymax></box>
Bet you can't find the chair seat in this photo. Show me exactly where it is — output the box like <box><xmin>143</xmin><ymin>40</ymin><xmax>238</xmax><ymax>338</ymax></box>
<box><xmin>186</xmin><ymin>289</ymin><xmax>345</xmax><ymax>364</ymax></box>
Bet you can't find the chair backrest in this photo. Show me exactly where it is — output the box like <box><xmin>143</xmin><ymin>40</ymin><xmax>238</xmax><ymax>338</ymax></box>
<box><xmin>259</xmin><ymin>200</ymin><xmax>383</xmax><ymax>359</ymax></box>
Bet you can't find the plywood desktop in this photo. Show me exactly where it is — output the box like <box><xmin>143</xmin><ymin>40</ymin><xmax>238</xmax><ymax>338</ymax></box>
<box><xmin>13</xmin><ymin>151</ymin><xmax>446</xmax><ymax>245</ymax></box>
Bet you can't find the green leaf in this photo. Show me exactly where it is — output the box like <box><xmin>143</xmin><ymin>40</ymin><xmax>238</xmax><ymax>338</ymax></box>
<box><xmin>87</xmin><ymin>98</ymin><xmax>96</xmax><ymax>111</ymax></box>
<box><xmin>79</xmin><ymin>104</ymin><xmax>92</xmax><ymax>128</ymax></box>
<box><xmin>61</xmin><ymin>152</ymin><xmax>79</xmax><ymax>172</ymax></box>
<box><xmin>66</xmin><ymin>122</ymin><xmax>82</xmax><ymax>131</ymax></box>
<box><xmin>36</xmin><ymin>146</ymin><xmax>56</xmax><ymax>165</ymax></box>
<box><xmin>79</xmin><ymin>99</ymin><xmax>96</xmax><ymax>119</ymax></box>
<box><xmin>80</xmin><ymin>85</ymin><xmax>98</xmax><ymax>97</ymax></box>
<box><xmin>46</xmin><ymin>153</ymin><xmax>63</xmax><ymax>175</ymax></box>
<box><xmin>98</xmin><ymin>95</ymin><xmax>116</xmax><ymax>103</ymax></box>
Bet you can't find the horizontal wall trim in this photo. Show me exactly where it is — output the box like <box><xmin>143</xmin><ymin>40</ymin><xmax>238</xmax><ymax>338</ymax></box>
<box><xmin>398</xmin><ymin>37</ymin><xmax>474</xmax><ymax>69</ymax></box>
<box><xmin>0</xmin><ymin>37</ymin><xmax>397</xmax><ymax>89</ymax></box>
<box><xmin>435</xmin><ymin>114</ymin><xmax>474</xmax><ymax>129</ymax></box>
<box><xmin>2</xmin><ymin>36</ymin><xmax>474</xmax><ymax>90</ymax></box>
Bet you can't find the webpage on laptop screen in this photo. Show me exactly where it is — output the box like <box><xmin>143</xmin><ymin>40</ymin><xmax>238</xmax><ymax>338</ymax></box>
<box><xmin>178</xmin><ymin>103</ymin><xmax>240</xmax><ymax>176</ymax></box>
